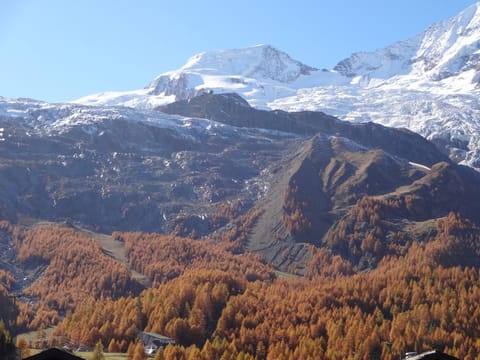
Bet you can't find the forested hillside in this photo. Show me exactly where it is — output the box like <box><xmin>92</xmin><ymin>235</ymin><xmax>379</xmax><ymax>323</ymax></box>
<box><xmin>0</xmin><ymin>212</ymin><xmax>478</xmax><ymax>359</ymax></box>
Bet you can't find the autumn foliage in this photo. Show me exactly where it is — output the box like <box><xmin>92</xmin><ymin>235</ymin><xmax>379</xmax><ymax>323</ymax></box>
<box><xmin>0</xmin><ymin>273</ymin><xmax>17</xmax><ymax>333</ymax></box>
<box><xmin>14</xmin><ymin>225</ymin><xmax>139</xmax><ymax>310</ymax></box>
<box><xmin>117</xmin><ymin>231</ymin><xmax>274</xmax><ymax>284</ymax></box>
<box><xmin>50</xmin><ymin>238</ymin><xmax>480</xmax><ymax>359</ymax></box>
<box><xmin>0</xmin><ymin>210</ymin><xmax>479</xmax><ymax>359</ymax></box>
<box><xmin>55</xmin><ymin>269</ymin><xmax>245</xmax><ymax>350</ymax></box>
<box><xmin>283</xmin><ymin>184</ymin><xmax>311</xmax><ymax>236</ymax></box>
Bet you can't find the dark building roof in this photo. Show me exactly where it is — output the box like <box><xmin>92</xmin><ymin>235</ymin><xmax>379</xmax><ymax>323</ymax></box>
<box><xmin>24</xmin><ymin>348</ymin><xmax>85</xmax><ymax>360</ymax></box>
<box><xmin>403</xmin><ymin>350</ymin><xmax>459</xmax><ymax>360</ymax></box>
<box><xmin>138</xmin><ymin>331</ymin><xmax>175</xmax><ymax>345</ymax></box>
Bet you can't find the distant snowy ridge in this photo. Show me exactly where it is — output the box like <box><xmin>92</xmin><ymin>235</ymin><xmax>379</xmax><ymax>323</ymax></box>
<box><xmin>149</xmin><ymin>44</ymin><xmax>317</xmax><ymax>88</ymax></box>
<box><xmin>0</xmin><ymin>96</ymin><xmax>295</xmax><ymax>145</ymax></box>
<box><xmin>76</xmin><ymin>44</ymin><xmax>319</xmax><ymax>110</ymax></box>
<box><xmin>333</xmin><ymin>1</ymin><xmax>480</xmax><ymax>83</ymax></box>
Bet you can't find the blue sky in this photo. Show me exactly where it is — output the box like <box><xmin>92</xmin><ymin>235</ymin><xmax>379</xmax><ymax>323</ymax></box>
<box><xmin>0</xmin><ymin>0</ymin><xmax>477</xmax><ymax>102</ymax></box>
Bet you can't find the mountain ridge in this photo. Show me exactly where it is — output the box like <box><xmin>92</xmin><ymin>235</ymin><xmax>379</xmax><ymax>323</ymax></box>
<box><xmin>333</xmin><ymin>2</ymin><xmax>480</xmax><ymax>81</ymax></box>
<box><xmin>1</xmin><ymin>92</ymin><xmax>477</xmax><ymax>274</ymax></box>
<box><xmin>73</xmin><ymin>3</ymin><xmax>480</xmax><ymax>169</ymax></box>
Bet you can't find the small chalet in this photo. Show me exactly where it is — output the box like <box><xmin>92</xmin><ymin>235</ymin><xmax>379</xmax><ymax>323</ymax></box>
<box><xmin>138</xmin><ymin>331</ymin><xmax>175</xmax><ymax>353</ymax></box>
<box><xmin>403</xmin><ymin>350</ymin><xmax>459</xmax><ymax>360</ymax></box>
<box><xmin>24</xmin><ymin>347</ymin><xmax>85</xmax><ymax>360</ymax></box>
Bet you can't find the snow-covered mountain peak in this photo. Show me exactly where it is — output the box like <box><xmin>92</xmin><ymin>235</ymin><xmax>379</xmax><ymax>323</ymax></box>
<box><xmin>413</xmin><ymin>2</ymin><xmax>480</xmax><ymax>81</ymax></box>
<box><xmin>332</xmin><ymin>36</ymin><xmax>420</xmax><ymax>79</ymax></box>
<box><xmin>75</xmin><ymin>45</ymin><xmax>319</xmax><ymax>109</ymax></box>
<box><xmin>170</xmin><ymin>44</ymin><xmax>317</xmax><ymax>82</ymax></box>
<box><xmin>334</xmin><ymin>1</ymin><xmax>480</xmax><ymax>83</ymax></box>
<box><xmin>143</xmin><ymin>44</ymin><xmax>318</xmax><ymax>104</ymax></box>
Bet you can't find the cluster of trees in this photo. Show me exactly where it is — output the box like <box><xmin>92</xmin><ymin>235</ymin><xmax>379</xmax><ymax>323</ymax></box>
<box><xmin>15</xmin><ymin>226</ymin><xmax>139</xmax><ymax>309</ymax></box>
<box><xmin>11</xmin><ymin>225</ymin><xmax>140</xmax><ymax>330</ymax></box>
<box><xmin>282</xmin><ymin>184</ymin><xmax>311</xmax><ymax>236</ymax></box>
<box><xmin>49</xmin><ymin>234</ymin><xmax>480</xmax><ymax>359</ymax></box>
<box><xmin>348</xmin><ymin>195</ymin><xmax>480</xmax><ymax>268</ymax></box>
<box><xmin>45</xmin><ymin>213</ymin><xmax>480</xmax><ymax>359</ymax></box>
<box><xmin>322</xmin><ymin>195</ymin><xmax>476</xmax><ymax>270</ymax></box>
<box><xmin>306</xmin><ymin>247</ymin><xmax>354</xmax><ymax>278</ymax></box>
<box><xmin>217</xmin><ymin>252</ymin><xmax>480</xmax><ymax>359</ymax></box>
<box><xmin>0</xmin><ymin>270</ymin><xmax>14</xmax><ymax>291</ymax></box>
<box><xmin>2</xmin><ymin>206</ymin><xmax>480</xmax><ymax>359</ymax></box>
<box><xmin>118</xmin><ymin>231</ymin><xmax>274</xmax><ymax>285</ymax></box>
<box><xmin>0</xmin><ymin>283</ymin><xmax>17</xmax><ymax>335</ymax></box>
<box><xmin>325</xmin><ymin>196</ymin><xmax>403</xmax><ymax>268</ymax></box>
<box><xmin>0</xmin><ymin>321</ymin><xmax>16</xmax><ymax>360</ymax></box>
<box><xmin>55</xmin><ymin>269</ymin><xmax>247</xmax><ymax>352</ymax></box>
<box><xmin>210</xmin><ymin>201</ymin><xmax>246</xmax><ymax>228</ymax></box>
<box><xmin>0</xmin><ymin>221</ymin><xmax>19</xmax><ymax>333</ymax></box>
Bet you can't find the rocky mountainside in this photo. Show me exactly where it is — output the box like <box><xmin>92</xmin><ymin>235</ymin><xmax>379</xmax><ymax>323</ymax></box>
<box><xmin>76</xmin><ymin>3</ymin><xmax>480</xmax><ymax>169</ymax></box>
<box><xmin>1</xmin><ymin>93</ymin><xmax>479</xmax><ymax>273</ymax></box>
<box><xmin>0</xmin><ymin>96</ymin><xmax>293</xmax><ymax>235</ymax></box>
<box><xmin>159</xmin><ymin>93</ymin><xmax>480</xmax><ymax>272</ymax></box>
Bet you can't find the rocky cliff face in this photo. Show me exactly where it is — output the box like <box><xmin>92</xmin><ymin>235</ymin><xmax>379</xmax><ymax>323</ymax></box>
<box><xmin>0</xmin><ymin>97</ymin><xmax>293</xmax><ymax>234</ymax></box>
<box><xmin>2</xmin><ymin>93</ymin><xmax>478</xmax><ymax>273</ymax></box>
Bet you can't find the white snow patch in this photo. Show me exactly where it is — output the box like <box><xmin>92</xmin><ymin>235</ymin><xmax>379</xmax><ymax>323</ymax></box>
<box><xmin>408</xmin><ymin>161</ymin><xmax>431</xmax><ymax>171</ymax></box>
